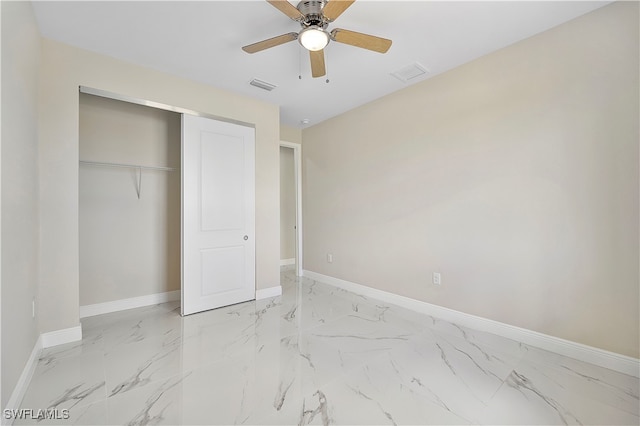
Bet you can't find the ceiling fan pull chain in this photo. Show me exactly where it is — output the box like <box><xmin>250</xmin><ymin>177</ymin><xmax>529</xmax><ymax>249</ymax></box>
<box><xmin>325</xmin><ymin>48</ymin><xmax>330</xmax><ymax>83</ymax></box>
<box><xmin>299</xmin><ymin>45</ymin><xmax>303</xmax><ymax>80</ymax></box>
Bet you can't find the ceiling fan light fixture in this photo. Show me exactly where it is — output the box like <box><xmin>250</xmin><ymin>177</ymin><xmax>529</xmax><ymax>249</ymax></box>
<box><xmin>299</xmin><ymin>26</ymin><xmax>329</xmax><ymax>51</ymax></box>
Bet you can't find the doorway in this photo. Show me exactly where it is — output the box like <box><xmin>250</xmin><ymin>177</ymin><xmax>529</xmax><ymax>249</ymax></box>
<box><xmin>280</xmin><ymin>141</ymin><xmax>302</xmax><ymax>276</ymax></box>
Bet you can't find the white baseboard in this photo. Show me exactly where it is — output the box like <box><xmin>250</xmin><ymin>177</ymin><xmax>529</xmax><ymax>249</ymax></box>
<box><xmin>3</xmin><ymin>336</ymin><xmax>43</xmax><ymax>425</ymax></box>
<box><xmin>303</xmin><ymin>270</ymin><xmax>640</xmax><ymax>378</ymax></box>
<box><xmin>280</xmin><ymin>258</ymin><xmax>295</xmax><ymax>266</ymax></box>
<box><xmin>80</xmin><ymin>290</ymin><xmax>180</xmax><ymax>318</ymax></box>
<box><xmin>41</xmin><ymin>325</ymin><xmax>82</xmax><ymax>349</ymax></box>
<box><xmin>256</xmin><ymin>286</ymin><xmax>282</xmax><ymax>300</ymax></box>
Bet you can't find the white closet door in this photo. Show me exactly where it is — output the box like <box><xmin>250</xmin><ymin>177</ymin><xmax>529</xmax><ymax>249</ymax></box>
<box><xmin>181</xmin><ymin>114</ymin><xmax>255</xmax><ymax>316</ymax></box>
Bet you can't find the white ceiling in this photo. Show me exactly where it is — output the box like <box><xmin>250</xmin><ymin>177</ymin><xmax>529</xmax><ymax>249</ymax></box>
<box><xmin>32</xmin><ymin>1</ymin><xmax>609</xmax><ymax>128</ymax></box>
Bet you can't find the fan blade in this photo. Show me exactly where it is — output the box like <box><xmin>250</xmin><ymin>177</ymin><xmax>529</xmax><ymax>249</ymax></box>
<box><xmin>242</xmin><ymin>32</ymin><xmax>298</xmax><ymax>53</ymax></box>
<box><xmin>331</xmin><ymin>28</ymin><xmax>392</xmax><ymax>53</ymax></box>
<box><xmin>310</xmin><ymin>49</ymin><xmax>326</xmax><ymax>78</ymax></box>
<box><xmin>322</xmin><ymin>0</ymin><xmax>355</xmax><ymax>21</ymax></box>
<box><xmin>267</xmin><ymin>0</ymin><xmax>304</xmax><ymax>21</ymax></box>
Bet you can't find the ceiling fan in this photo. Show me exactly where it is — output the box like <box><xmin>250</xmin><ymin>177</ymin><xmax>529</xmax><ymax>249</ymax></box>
<box><xmin>242</xmin><ymin>0</ymin><xmax>392</xmax><ymax>78</ymax></box>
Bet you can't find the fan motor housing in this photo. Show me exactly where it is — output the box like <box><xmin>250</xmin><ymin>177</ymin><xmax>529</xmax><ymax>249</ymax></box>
<box><xmin>297</xmin><ymin>0</ymin><xmax>327</xmax><ymax>28</ymax></box>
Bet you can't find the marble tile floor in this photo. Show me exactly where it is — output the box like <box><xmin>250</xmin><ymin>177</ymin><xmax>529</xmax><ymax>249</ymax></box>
<box><xmin>16</xmin><ymin>268</ymin><xmax>639</xmax><ymax>425</ymax></box>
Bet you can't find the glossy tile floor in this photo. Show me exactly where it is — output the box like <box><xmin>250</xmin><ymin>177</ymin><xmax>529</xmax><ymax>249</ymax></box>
<box><xmin>18</xmin><ymin>268</ymin><xmax>639</xmax><ymax>425</ymax></box>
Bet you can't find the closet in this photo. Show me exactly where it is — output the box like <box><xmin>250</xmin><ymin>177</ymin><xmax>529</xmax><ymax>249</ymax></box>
<box><xmin>79</xmin><ymin>93</ymin><xmax>181</xmax><ymax>308</ymax></box>
<box><xmin>79</xmin><ymin>91</ymin><xmax>257</xmax><ymax>316</ymax></box>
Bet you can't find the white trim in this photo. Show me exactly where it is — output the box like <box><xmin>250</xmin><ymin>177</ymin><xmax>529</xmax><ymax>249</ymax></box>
<box><xmin>256</xmin><ymin>285</ymin><xmax>282</xmax><ymax>300</ymax></box>
<box><xmin>79</xmin><ymin>290</ymin><xmax>180</xmax><ymax>318</ymax></box>
<box><xmin>280</xmin><ymin>141</ymin><xmax>303</xmax><ymax>277</ymax></box>
<box><xmin>303</xmin><ymin>270</ymin><xmax>640</xmax><ymax>378</ymax></box>
<box><xmin>280</xmin><ymin>258</ymin><xmax>295</xmax><ymax>266</ymax></box>
<box><xmin>41</xmin><ymin>326</ymin><xmax>82</xmax><ymax>349</ymax></box>
<box><xmin>3</xmin><ymin>336</ymin><xmax>43</xmax><ymax>425</ymax></box>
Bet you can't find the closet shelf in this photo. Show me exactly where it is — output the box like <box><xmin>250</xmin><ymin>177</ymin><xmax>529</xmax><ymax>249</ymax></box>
<box><xmin>79</xmin><ymin>160</ymin><xmax>178</xmax><ymax>199</ymax></box>
<box><xmin>79</xmin><ymin>160</ymin><xmax>177</xmax><ymax>172</ymax></box>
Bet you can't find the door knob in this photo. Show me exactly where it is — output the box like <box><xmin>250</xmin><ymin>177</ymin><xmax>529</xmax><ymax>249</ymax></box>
<box><xmin>244</xmin><ymin>235</ymin><xmax>249</xmax><ymax>241</ymax></box>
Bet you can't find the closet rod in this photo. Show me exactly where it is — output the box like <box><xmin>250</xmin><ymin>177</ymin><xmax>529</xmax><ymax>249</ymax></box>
<box><xmin>79</xmin><ymin>160</ymin><xmax>177</xmax><ymax>172</ymax></box>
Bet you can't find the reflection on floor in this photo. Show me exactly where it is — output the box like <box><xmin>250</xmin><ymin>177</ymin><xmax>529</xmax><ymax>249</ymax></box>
<box><xmin>17</xmin><ymin>268</ymin><xmax>639</xmax><ymax>425</ymax></box>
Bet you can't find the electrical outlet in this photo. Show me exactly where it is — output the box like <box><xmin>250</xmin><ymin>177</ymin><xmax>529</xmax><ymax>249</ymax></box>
<box><xmin>327</xmin><ymin>253</ymin><xmax>333</xmax><ymax>263</ymax></box>
<box><xmin>432</xmin><ymin>272</ymin><xmax>441</xmax><ymax>286</ymax></box>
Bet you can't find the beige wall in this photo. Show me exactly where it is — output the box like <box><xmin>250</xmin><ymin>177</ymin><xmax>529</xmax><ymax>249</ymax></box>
<box><xmin>280</xmin><ymin>125</ymin><xmax>302</xmax><ymax>145</ymax></box>
<box><xmin>38</xmin><ymin>38</ymin><xmax>280</xmax><ymax>334</ymax></box>
<box><xmin>302</xmin><ymin>2</ymin><xmax>639</xmax><ymax>358</ymax></box>
<box><xmin>79</xmin><ymin>94</ymin><xmax>181</xmax><ymax>306</ymax></box>
<box><xmin>1</xmin><ymin>1</ymin><xmax>41</xmax><ymax>408</ymax></box>
<box><xmin>280</xmin><ymin>146</ymin><xmax>296</xmax><ymax>261</ymax></box>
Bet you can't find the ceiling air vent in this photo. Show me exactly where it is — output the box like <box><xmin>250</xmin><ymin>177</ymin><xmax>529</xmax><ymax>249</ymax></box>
<box><xmin>249</xmin><ymin>78</ymin><xmax>277</xmax><ymax>91</ymax></box>
<box><xmin>391</xmin><ymin>62</ymin><xmax>429</xmax><ymax>83</ymax></box>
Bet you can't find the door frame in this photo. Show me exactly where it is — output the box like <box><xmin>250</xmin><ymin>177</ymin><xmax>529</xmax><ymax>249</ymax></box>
<box><xmin>280</xmin><ymin>141</ymin><xmax>303</xmax><ymax>276</ymax></box>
